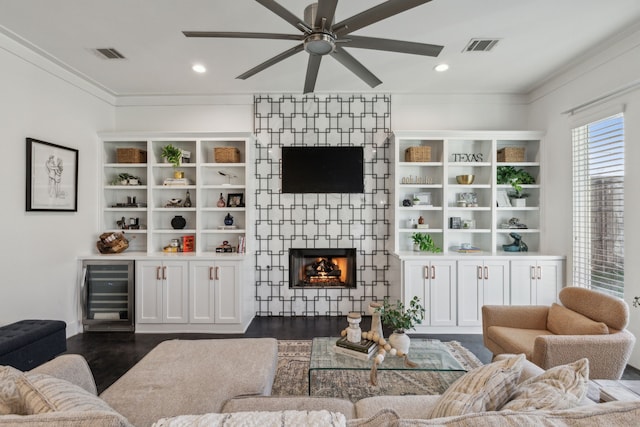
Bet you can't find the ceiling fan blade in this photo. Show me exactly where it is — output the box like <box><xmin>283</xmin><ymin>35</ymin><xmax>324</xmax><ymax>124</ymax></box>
<box><xmin>236</xmin><ymin>44</ymin><xmax>304</xmax><ymax>80</ymax></box>
<box><xmin>330</xmin><ymin>46</ymin><xmax>382</xmax><ymax>88</ymax></box>
<box><xmin>183</xmin><ymin>31</ymin><xmax>301</xmax><ymax>41</ymax></box>
<box><xmin>344</xmin><ymin>35</ymin><xmax>443</xmax><ymax>57</ymax></box>
<box><xmin>315</xmin><ymin>0</ymin><xmax>338</xmax><ymax>29</ymax></box>
<box><xmin>255</xmin><ymin>0</ymin><xmax>310</xmax><ymax>33</ymax></box>
<box><xmin>333</xmin><ymin>0</ymin><xmax>432</xmax><ymax>37</ymax></box>
<box><xmin>303</xmin><ymin>55</ymin><xmax>322</xmax><ymax>94</ymax></box>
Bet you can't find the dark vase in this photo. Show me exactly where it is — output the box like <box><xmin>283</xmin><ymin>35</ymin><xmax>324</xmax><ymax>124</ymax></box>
<box><xmin>171</xmin><ymin>215</ymin><xmax>186</xmax><ymax>230</ymax></box>
<box><xmin>224</xmin><ymin>213</ymin><xmax>234</xmax><ymax>226</ymax></box>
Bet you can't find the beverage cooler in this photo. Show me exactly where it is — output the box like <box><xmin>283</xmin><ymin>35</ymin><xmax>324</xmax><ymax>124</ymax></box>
<box><xmin>81</xmin><ymin>260</ymin><xmax>134</xmax><ymax>332</ymax></box>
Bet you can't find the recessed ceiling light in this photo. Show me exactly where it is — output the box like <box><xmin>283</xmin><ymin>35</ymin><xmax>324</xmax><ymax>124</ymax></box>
<box><xmin>434</xmin><ymin>63</ymin><xmax>449</xmax><ymax>72</ymax></box>
<box><xmin>192</xmin><ymin>64</ymin><xmax>206</xmax><ymax>73</ymax></box>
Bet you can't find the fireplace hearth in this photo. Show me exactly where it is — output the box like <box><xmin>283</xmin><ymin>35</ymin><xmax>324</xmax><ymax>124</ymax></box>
<box><xmin>289</xmin><ymin>248</ymin><xmax>356</xmax><ymax>289</ymax></box>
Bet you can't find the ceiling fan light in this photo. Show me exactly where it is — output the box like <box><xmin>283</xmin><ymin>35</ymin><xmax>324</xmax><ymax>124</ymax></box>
<box><xmin>304</xmin><ymin>33</ymin><xmax>335</xmax><ymax>55</ymax></box>
<box><xmin>192</xmin><ymin>64</ymin><xmax>206</xmax><ymax>73</ymax></box>
<box><xmin>434</xmin><ymin>63</ymin><xmax>449</xmax><ymax>72</ymax></box>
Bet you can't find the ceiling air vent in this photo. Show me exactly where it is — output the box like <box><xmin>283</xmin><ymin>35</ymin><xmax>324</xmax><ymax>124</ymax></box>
<box><xmin>95</xmin><ymin>48</ymin><xmax>125</xmax><ymax>59</ymax></box>
<box><xmin>463</xmin><ymin>39</ymin><xmax>500</xmax><ymax>52</ymax></box>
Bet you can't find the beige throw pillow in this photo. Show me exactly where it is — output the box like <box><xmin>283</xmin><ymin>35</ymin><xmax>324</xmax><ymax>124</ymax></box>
<box><xmin>547</xmin><ymin>303</ymin><xmax>609</xmax><ymax>335</ymax></box>
<box><xmin>17</xmin><ymin>372</ymin><xmax>122</xmax><ymax>416</ymax></box>
<box><xmin>500</xmin><ymin>358</ymin><xmax>589</xmax><ymax>412</ymax></box>
<box><xmin>428</xmin><ymin>354</ymin><xmax>525</xmax><ymax>418</ymax></box>
<box><xmin>0</xmin><ymin>365</ymin><xmax>24</xmax><ymax>415</ymax></box>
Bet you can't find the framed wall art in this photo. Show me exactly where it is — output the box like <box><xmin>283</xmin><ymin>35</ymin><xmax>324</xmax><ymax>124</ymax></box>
<box><xmin>227</xmin><ymin>193</ymin><xmax>244</xmax><ymax>208</ymax></box>
<box><xmin>26</xmin><ymin>138</ymin><xmax>79</xmax><ymax>212</ymax></box>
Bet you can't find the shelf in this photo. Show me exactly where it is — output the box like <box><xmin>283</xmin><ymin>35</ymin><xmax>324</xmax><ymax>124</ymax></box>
<box><xmin>101</xmin><ymin>133</ymin><xmax>253</xmax><ymax>254</ymax></box>
<box><xmin>393</xmin><ymin>131</ymin><xmax>544</xmax><ymax>254</ymax></box>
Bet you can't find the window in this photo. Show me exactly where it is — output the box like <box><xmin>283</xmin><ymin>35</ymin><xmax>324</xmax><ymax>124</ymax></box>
<box><xmin>572</xmin><ymin>114</ymin><xmax>624</xmax><ymax>297</ymax></box>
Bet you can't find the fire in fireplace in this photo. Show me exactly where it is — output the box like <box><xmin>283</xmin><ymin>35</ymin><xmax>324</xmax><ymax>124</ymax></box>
<box><xmin>289</xmin><ymin>248</ymin><xmax>356</xmax><ymax>289</ymax></box>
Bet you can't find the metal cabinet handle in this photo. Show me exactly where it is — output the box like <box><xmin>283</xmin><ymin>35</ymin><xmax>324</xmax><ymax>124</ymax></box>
<box><xmin>424</xmin><ymin>266</ymin><xmax>429</xmax><ymax>279</ymax></box>
<box><xmin>477</xmin><ymin>266</ymin><xmax>482</xmax><ymax>280</ymax></box>
<box><xmin>484</xmin><ymin>266</ymin><xmax>489</xmax><ymax>280</ymax></box>
<box><xmin>531</xmin><ymin>266</ymin><xmax>536</xmax><ymax>280</ymax></box>
<box><xmin>162</xmin><ymin>266</ymin><xmax>167</xmax><ymax>280</ymax></box>
<box><xmin>215</xmin><ymin>266</ymin><xmax>220</xmax><ymax>281</ymax></box>
<box><xmin>431</xmin><ymin>265</ymin><xmax>436</xmax><ymax>280</ymax></box>
<box><xmin>156</xmin><ymin>266</ymin><xmax>162</xmax><ymax>281</ymax></box>
<box><xmin>537</xmin><ymin>266</ymin><xmax>542</xmax><ymax>280</ymax></box>
<box><xmin>209</xmin><ymin>267</ymin><xmax>214</xmax><ymax>281</ymax></box>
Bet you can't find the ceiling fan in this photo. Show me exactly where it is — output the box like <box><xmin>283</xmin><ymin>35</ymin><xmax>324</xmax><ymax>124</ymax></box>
<box><xmin>183</xmin><ymin>0</ymin><xmax>443</xmax><ymax>94</ymax></box>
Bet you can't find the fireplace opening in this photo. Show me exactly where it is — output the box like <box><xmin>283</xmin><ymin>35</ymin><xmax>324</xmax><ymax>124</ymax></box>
<box><xmin>289</xmin><ymin>248</ymin><xmax>356</xmax><ymax>289</ymax></box>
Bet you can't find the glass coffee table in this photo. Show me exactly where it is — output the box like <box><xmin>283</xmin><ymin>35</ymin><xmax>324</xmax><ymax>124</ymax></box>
<box><xmin>309</xmin><ymin>337</ymin><xmax>466</xmax><ymax>395</ymax></box>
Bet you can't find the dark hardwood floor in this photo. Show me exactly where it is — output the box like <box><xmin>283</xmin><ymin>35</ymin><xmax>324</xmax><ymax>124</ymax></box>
<box><xmin>65</xmin><ymin>316</ymin><xmax>640</xmax><ymax>394</ymax></box>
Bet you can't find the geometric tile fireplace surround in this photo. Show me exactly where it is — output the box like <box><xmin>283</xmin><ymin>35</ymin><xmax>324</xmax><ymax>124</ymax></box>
<box><xmin>254</xmin><ymin>94</ymin><xmax>391</xmax><ymax>316</ymax></box>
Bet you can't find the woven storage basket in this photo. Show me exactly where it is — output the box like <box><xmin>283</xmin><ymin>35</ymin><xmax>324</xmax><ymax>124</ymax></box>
<box><xmin>497</xmin><ymin>147</ymin><xmax>525</xmax><ymax>162</ymax></box>
<box><xmin>96</xmin><ymin>232</ymin><xmax>129</xmax><ymax>254</ymax></box>
<box><xmin>405</xmin><ymin>146</ymin><xmax>431</xmax><ymax>162</ymax></box>
<box><xmin>116</xmin><ymin>148</ymin><xmax>147</xmax><ymax>163</ymax></box>
<box><xmin>214</xmin><ymin>147</ymin><xmax>241</xmax><ymax>163</ymax></box>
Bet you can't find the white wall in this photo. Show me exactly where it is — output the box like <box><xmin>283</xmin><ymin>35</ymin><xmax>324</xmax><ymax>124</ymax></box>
<box><xmin>0</xmin><ymin>35</ymin><xmax>115</xmax><ymax>336</ymax></box>
<box><xmin>528</xmin><ymin>27</ymin><xmax>640</xmax><ymax>368</ymax></box>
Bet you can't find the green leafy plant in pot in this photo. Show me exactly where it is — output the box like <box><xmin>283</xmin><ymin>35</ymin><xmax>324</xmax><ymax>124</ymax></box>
<box><xmin>497</xmin><ymin>166</ymin><xmax>535</xmax><ymax>206</ymax></box>
<box><xmin>377</xmin><ymin>296</ymin><xmax>425</xmax><ymax>354</ymax></box>
<box><xmin>161</xmin><ymin>144</ymin><xmax>184</xmax><ymax>178</ymax></box>
<box><xmin>411</xmin><ymin>232</ymin><xmax>442</xmax><ymax>252</ymax></box>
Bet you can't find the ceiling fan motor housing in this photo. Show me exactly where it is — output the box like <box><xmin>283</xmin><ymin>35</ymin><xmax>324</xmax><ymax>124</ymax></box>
<box><xmin>303</xmin><ymin>3</ymin><xmax>336</xmax><ymax>55</ymax></box>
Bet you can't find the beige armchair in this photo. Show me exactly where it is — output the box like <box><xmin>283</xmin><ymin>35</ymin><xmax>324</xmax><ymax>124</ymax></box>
<box><xmin>482</xmin><ymin>286</ymin><xmax>635</xmax><ymax>379</ymax></box>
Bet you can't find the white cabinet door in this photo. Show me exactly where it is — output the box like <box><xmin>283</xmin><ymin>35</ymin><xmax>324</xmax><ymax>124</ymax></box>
<box><xmin>457</xmin><ymin>259</ymin><xmax>509</xmax><ymax>326</ymax></box>
<box><xmin>535</xmin><ymin>261</ymin><xmax>562</xmax><ymax>306</ymax></box>
<box><xmin>190</xmin><ymin>260</ymin><xmax>241</xmax><ymax>324</ymax></box>
<box><xmin>136</xmin><ymin>261</ymin><xmax>163</xmax><ymax>323</ymax></box>
<box><xmin>457</xmin><ymin>261</ymin><xmax>483</xmax><ymax>326</ymax></box>
<box><xmin>430</xmin><ymin>260</ymin><xmax>457</xmax><ymax>326</ymax></box>
<box><xmin>136</xmin><ymin>260</ymin><xmax>188</xmax><ymax>324</ymax></box>
<box><xmin>161</xmin><ymin>261</ymin><xmax>189</xmax><ymax>323</ymax></box>
<box><xmin>510</xmin><ymin>260</ymin><xmax>562</xmax><ymax>306</ymax></box>
<box><xmin>190</xmin><ymin>262</ymin><xmax>216</xmax><ymax>323</ymax></box>
<box><xmin>404</xmin><ymin>260</ymin><xmax>456</xmax><ymax>327</ymax></box>
<box><xmin>214</xmin><ymin>260</ymin><xmax>241</xmax><ymax>324</ymax></box>
<box><xmin>483</xmin><ymin>260</ymin><xmax>509</xmax><ymax>306</ymax></box>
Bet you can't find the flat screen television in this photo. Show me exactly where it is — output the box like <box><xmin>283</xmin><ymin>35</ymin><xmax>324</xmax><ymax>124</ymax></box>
<box><xmin>281</xmin><ymin>146</ymin><xmax>364</xmax><ymax>193</ymax></box>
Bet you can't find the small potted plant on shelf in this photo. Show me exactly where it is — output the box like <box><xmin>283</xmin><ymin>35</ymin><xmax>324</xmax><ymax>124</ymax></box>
<box><xmin>377</xmin><ymin>296</ymin><xmax>425</xmax><ymax>354</ymax></box>
<box><xmin>112</xmin><ymin>173</ymin><xmax>141</xmax><ymax>186</ymax></box>
<box><xmin>411</xmin><ymin>232</ymin><xmax>442</xmax><ymax>252</ymax></box>
<box><xmin>497</xmin><ymin>166</ymin><xmax>535</xmax><ymax>207</ymax></box>
<box><xmin>161</xmin><ymin>144</ymin><xmax>184</xmax><ymax>178</ymax></box>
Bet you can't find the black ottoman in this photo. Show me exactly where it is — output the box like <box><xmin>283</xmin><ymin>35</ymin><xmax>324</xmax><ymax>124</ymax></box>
<box><xmin>0</xmin><ymin>320</ymin><xmax>66</xmax><ymax>371</ymax></box>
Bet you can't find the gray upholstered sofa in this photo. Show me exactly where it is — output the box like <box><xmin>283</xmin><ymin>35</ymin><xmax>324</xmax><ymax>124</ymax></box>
<box><xmin>2</xmin><ymin>338</ymin><xmax>640</xmax><ymax>426</ymax></box>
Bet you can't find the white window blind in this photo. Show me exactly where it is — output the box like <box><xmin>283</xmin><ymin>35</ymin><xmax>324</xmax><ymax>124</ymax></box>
<box><xmin>572</xmin><ymin>113</ymin><xmax>624</xmax><ymax>297</ymax></box>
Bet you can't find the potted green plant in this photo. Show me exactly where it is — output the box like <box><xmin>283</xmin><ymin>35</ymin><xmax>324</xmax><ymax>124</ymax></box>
<box><xmin>411</xmin><ymin>232</ymin><xmax>442</xmax><ymax>252</ymax></box>
<box><xmin>497</xmin><ymin>166</ymin><xmax>535</xmax><ymax>206</ymax></box>
<box><xmin>112</xmin><ymin>172</ymin><xmax>141</xmax><ymax>185</ymax></box>
<box><xmin>161</xmin><ymin>144</ymin><xmax>184</xmax><ymax>178</ymax></box>
<box><xmin>377</xmin><ymin>296</ymin><xmax>425</xmax><ymax>354</ymax></box>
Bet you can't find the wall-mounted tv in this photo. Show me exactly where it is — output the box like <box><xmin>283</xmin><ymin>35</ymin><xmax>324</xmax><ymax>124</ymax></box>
<box><xmin>281</xmin><ymin>146</ymin><xmax>364</xmax><ymax>194</ymax></box>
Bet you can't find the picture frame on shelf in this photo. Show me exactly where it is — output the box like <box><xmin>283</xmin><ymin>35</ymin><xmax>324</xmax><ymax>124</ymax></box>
<box><xmin>26</xmin><ymin>137</ymin><xmax>79</xmax><ymax>212</ymax></box>
<box><xmin>497</xmin><ymin>190</ymin><xmax>512</xmax><ymax>207</ymax></box>
<box><xmin>227</xmin><ymin>193</ymin><xmax>244</xmax><ymax>207</ymax></box>
<box><xmin>413</xmin><ymin>192</ymin><xmax>432</xmax><ymax>206</ymax></box>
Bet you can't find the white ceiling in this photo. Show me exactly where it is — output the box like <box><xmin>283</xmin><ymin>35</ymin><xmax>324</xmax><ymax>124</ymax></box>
<box><xmin>1</xmin><ymin>0</ymin><xmax>639</xmax><ymax>97</ymax></box>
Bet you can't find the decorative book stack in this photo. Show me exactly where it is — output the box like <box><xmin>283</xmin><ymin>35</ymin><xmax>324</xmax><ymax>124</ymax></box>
<box><xmin>334</xmin><ymin>336</ymin><xmax>378</xmax><ymax>361</ymax></box>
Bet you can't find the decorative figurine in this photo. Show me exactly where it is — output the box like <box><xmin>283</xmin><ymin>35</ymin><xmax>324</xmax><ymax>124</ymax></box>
<box><xmin>217</xmin><ymin>193</ymin><xmax>226</xmax><ymax>207</ymax></box>
<box><xmin>183</xmin><ymin>190</ymin><xmax>192</xmax><ymax>207</ymax></box>
<box><xmin>224</xmin><ymin>213</ymin><xmax>234</xmax><ymax>226</ymax></box>
<box><xmin>346</xmin><ymin>312</ymin><xmax>362</xmax><ymax>344</ymax></box>
<box><xmin>502</xmin><ymin>232</ymin><xmax>528</xmax><ymax>252</ymax></box>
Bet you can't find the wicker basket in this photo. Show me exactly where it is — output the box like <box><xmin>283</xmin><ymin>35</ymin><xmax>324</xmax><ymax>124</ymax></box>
<box><xmin>405</xmin><ymin>146</ymin><xmax>431</xmax><ymax>162</ymax></box>
<box><xmin>497</xmin><ymin>147</ymin><xmax>525</xmax><ymax>162</ymax></box>
<box><xmin>116</xmin><ymin>148</ymin><xmax>147</xmax><ymax>164</ymax></box>
<box><xmin>214</xmin><ymin>147</ymin><xmax>241</xmax><ymax>163</ymax></box>
<box><xmin>96</xmin><ymin>232</ymin><xmax>129</xmax><ymax>254</ymax></box>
